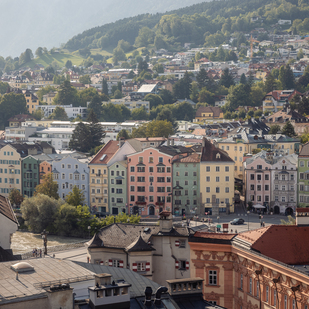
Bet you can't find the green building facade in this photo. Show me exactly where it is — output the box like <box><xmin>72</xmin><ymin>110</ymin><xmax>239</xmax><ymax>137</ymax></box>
<box><xmin>22</xmin><ymin>156</ymin><xmax>40</xmax><ymax>197</ymax></box>
<box><xmin>108</xmin><ymin>161</ymin><xmax>127</xmax><ymax>215</ymax></box>
<box><xmin>172</xmin><ymin>153</ymin><xmax>200</xmax><ymax>217</ymax></box>
<box><xmin>298</xmin><ymin>142</ymin><xmax>309</xmax><ymax>206</ymax></box>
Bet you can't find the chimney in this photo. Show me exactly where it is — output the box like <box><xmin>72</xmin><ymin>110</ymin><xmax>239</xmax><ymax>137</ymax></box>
<box><xmin>119</xmin><ymin>137</ymin><xmax>125</xmax><ymax>148</ymax></box>
<box><xmin>296</xmin><ymin>208</ymin><xmax>309</xmax><ymax>226</ymax></box>
<box><xmin>154</xmin><ymin>286</ymin><xmax>168</xmax><ymax>305</ymax></box>
<box><xmin>171</xmin><ymin>139</ymin><xmax>174</xmax><ymax>146</ymax></box>
<box><xmin>159</xmin><ymin>211</ymin><xmax>173</xmax><ymax>232</ymax></box>
<box><xmin>144</xmin><ymin>286</ymin><xmax>153</xmax><ymax>307</ymax></box>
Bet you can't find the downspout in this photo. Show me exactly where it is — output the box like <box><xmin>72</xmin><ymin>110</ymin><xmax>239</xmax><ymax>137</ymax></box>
<box><xmin>255</xmin><ymin>269</ymin><xmax>263</xmax><ymax>309</ymax></box>
<box><xmin>273</xmin><ymin>277</ymin><xmax>281</xmax><ymax>309</ymax></box>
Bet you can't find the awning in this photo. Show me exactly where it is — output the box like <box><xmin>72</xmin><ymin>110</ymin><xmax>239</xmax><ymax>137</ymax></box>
<box><xmin>253</xmin><ymin>204</ymin><xmax>266</xmax><ymax>209</ymax></box>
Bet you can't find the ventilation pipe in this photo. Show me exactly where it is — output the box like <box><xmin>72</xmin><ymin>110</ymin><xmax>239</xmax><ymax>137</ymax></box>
<box><xmin>144</xmin><ymin>286</ymin><xmax>153</xmax><ymax>306</ymax></box>
<box><xmin>154</xmin><ymin>286</ymin><xmax>168</xmax><ymax>305</ymax></box>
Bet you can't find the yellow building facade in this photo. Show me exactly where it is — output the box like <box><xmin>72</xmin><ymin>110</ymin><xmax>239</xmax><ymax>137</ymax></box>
<box><xmin>200</xmin><ymin>139</ymin><xmax>235</xmax><ymax>214</ymax></box>
<box><xmin>0</xmin><ymin>145</ymin><xmax>22</xmax><ymax>197</ymax></box>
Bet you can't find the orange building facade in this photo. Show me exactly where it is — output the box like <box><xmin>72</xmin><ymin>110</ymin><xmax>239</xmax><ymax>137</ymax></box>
<box><xmin>189</xmin><ymin>226</ymin><xmax>309</xmax><ymax>309</ymax></box>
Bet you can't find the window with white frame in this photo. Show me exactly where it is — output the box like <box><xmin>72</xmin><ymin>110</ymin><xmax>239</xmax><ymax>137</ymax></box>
<box><xmin>249</xmin><ymin>278</ymin><xmax>252</xmax><ymax>294</ymax></box>
<box><xmin>209</xmin><ymin>270</ymin><xmax>217</xmax><ymax>285</ymax></box>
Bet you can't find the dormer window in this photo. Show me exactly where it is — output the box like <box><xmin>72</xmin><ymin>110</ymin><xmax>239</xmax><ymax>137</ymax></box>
<box><xmin>216</xmin><ymin>153</ymin><xmax>221</xmax><ymax>159</ymax></box>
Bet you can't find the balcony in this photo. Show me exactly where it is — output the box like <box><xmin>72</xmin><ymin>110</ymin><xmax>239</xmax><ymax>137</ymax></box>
<box><xmin>136</xmin><ymin>201</ymin><xmax>146</xmax><ymax>205</ymax></box>
<box><xmin>155</xmin><ymin>202</ymin><xmax>165</xmax><ymax>206</ymax></box>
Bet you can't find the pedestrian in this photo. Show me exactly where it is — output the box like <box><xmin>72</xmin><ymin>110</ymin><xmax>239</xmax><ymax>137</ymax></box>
<box><xmin>87</xmin><ymin>256</ymin><xmax>90</xmax><ymax>263</ymax></box>
<box><xmin>263</xmin><ymin>222</ymin><xmax>265</xmax><ymax>227</ymax></box>
<box><xmin>260</xmin><ymin>221</ymin><xmax>263</xmax><ymax>227</ymax></box>
<box><xmin>39</xmin><ymin>249</ymin><xmax>42</xmax><ymax>258</ymax></box>
<box><xmin>32</xmin><ymin>248</ymin><xmax>35</xmax><ymax>257</ymax></box>
<box><xmin>35</xmin><ymin>248</ymin><xmax>37</xmax><ymax>257</ymax></box>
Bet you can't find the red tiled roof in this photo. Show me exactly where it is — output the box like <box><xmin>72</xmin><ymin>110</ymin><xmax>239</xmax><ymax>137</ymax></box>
<box><xmin>89</xmin><ymin>140</ymin><xmax>119</xmax><ymax>165</ymax></box>
<box><xmin>237</xmin><ymin>225</ymin><xmax>309</xmax><ymax>265</ymax></box>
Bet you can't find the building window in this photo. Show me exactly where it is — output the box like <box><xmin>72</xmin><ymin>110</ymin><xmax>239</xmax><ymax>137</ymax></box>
<box><xmin>225</xmin><ymin>176</ymin><xmax>229</xmax><ymax>182</ymax></box>
<box><xmin>206</xmin><ymin>187</ymin><xmax>210</xmax><ymax>192</ymax></box>
<box><xmin>265</xmin><ymin>185</ymin><xmax>269</xmax><ymax>191</ymax></box>
<box><xmin>265</xmin><ymin>174</ymin><xmax>269</xmax><ymax>180</ymax></box>
<box><xmin>225</xmin><ymin>166</ymin><xmax>229</xmax><ymax>172</ymax></box>
<box><xmin>257</xmin><ymin>174</ymin><xmax>261</xmax><ymax>180</ymax></box>
<box><xmin>249</xmin><ymin>278</ymin><xmax>252</xmax><ymax>294</ymax></box>
<box><xmin>206</xmin><ymin>176</ymin><xmax>210</xmax><ymax>182</ymax></box>
<box><xmin>137</xmin><ymin>262</ymin><xmax>146</xmax><ymax>272</ymax></box>
<box><xmin>209</xmin><ymin>270</ymin><xmax>217</xmax><ymax>285</ymax></box>
<box><xmin>179</xmin><ymin>260</ymin><xmax>187</xmax><ymax>270</ymax></box>
<box><xmin>206</xmin><ymin>166</ymin><xmax>210</xmax><ymax>172</ymax></box>
<box><xmin>216</xmin><ymin>177</ymin><xmax>220</xmax><ymax>182</ymax></box>
<box><xmin>274</xmin><ymin>290</ymin><xmax>277</xmax><ymax>307</ymax></box>
<box><xmin>250</xmin><ymin>174</ymin><xmax>254</xmax><ymax>180</ymax></box>
<box><xmin>179</xmin><ymin>239</ymin><xmax>187</xmax><ymax>249</ymax></box>
<box><xmin>225</xmin><ymin>187</ymin><xmax>229</xmax><ymax>193</ymax></box>
<box><xmin>216</xmin><ymin>166</ymin><xmax>220</xmax><ymax>172</ymax></box>
<box><xmin>284</xmin><ymin>295</ymin><xmax>287</xmax><ymax>309</ymax></box>
<box><xmin>240</xmin><ymin>274</ymin><xmax>243</xmax><ymax>290</ymax></box>
<box><xmin>266</xmin><ymin>286</ymin><xmax>269</xmax><ymax>303</ymax></box>
<box><xmin>256</xmin><ymin>281</ymin><xmax>259</xmax><ymax>298</ymax></box>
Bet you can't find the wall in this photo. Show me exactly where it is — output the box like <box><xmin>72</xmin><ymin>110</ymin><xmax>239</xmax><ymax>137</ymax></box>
<box><xmin>0</xmin><ymin>214</ymin><xmax>18</xmax><ymax>249</ymax></box>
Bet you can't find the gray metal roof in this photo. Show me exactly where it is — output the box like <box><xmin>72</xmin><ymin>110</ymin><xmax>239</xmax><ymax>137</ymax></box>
<box><xmin>0</xmin><ymin>258</ymin><xmax>94</xmax><ymax>305</ymax></box>
<box><xmin>75</xmin><ymin>262</ymin><xmax>160</xmax><ymax>298</ymax></box>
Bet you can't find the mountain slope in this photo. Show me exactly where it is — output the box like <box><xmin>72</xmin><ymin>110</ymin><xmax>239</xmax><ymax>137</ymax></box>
<box><xmin>0</xmin><ymin>0</ymin><xmax>208</xmax><ymax>57</ymax></box>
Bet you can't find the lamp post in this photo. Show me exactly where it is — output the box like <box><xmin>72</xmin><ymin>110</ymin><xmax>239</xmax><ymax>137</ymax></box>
<box><xmin>88</xmin><ymin>225</ymin><xmax>91</xmax><ymax>239</ymax></box>
<box><xmin>41</xmin><ymin>229</ymin><xmax>49</xmax><ymax>256</ymax></box>
<box><xmin>247</xmin><ymin>210</ymin><xmax>250</xmax><ymax>231</ymax></box>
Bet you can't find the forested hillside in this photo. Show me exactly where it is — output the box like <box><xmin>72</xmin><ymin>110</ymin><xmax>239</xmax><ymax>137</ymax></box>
<box><xmin>64</xmin><ymin>0</ymin><xmax>309</xmax><ymax>52</ymax></box>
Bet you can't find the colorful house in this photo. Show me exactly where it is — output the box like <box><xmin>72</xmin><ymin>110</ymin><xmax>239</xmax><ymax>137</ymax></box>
<box><xmin>200</xmin><ymin>138</ymin><xmax>235</xmax><ymax>215</ymax></box>
<box><xmin>21</xmin><ymin>155</ymin><xmax>40</xmax><ymax>197</ymax></box>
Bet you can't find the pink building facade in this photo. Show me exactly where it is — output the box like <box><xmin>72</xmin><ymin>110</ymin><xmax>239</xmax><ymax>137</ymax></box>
<box><xmin>127</xmin><ymin>147</ymin><xmax>173</xmax><ymax>216</ymax></box>
<box><xmin>245</xmin><ymin>157</ymin><xmax>271</xmax><ymax>207</ymax></box>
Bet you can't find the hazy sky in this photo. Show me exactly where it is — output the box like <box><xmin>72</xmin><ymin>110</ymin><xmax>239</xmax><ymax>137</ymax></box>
<box><xmin>0</xmin><ymin>0</ymin><xmax>207</xmax><ymax>57</ymax></box>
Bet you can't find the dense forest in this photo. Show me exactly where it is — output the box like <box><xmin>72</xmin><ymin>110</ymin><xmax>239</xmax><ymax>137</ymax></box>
<box><xmin>64</xmin><ymin>0</ymin><xmax>309</xmax><ymax>52</ymax></box>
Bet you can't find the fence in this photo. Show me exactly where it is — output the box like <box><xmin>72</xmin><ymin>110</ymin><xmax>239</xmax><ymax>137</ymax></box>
<box><xmin>19</xmin><ymin>241</ymin><xmax>88</xmax><ymax>260</ymax></box>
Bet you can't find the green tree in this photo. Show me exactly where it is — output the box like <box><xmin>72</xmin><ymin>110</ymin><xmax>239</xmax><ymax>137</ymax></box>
<box><xmin>102</xmin><ymin>78</ymin><xmax>109</xmax><ymax>96</ymax></box>
<box><xmin>19</xmin><ymin>48</ymin><xmax>33</xmax><ymax>65</ymax></box>
<box><xmin>88</xmin><ymin>94</ymin><xmax>103</xmax><ymax>118</ymax></box>
<box><xmin>9</xmin><ymin>188</ymin><xmax>24</xmax><ymax>207</ymax></box>
<box><xmin>69</xmin><ymin>122</ymin><xmax>93</xmax><ymax>152</ymax></box>
<box><xmin>281</xmin><ymin>121</ymin><xmax>296</xmax><ymax>137</ymax></box>
<box><xmin>113</xmin><ymin>89</ymin><xmax>122</xmax><ymax>99</ymax></box>
<box><xmin>131</xmin><ymin>106</ymin><xmax>148</xmax><ymax>120</ymax></box>
<box><xmin>198</xmin><ymin>88</ymin><xmax>215</xmax><ymax>105</ymax></box>
<box><xmin>144</xmin><ymin>94</ymin><xmax>163</xmax><ymax>109</ymax></box>
<box><xmin>113</xmin><ymin>47</ymin><xmax>126</xmax><ymax>64</ymax></box>
<box><xmin>35</xmin><ymin>47</ymin><xmax>43</xmax><ymax>58</ymax></box>
<box><xmin>34</xmin><ymin>173</ymin><xmax>59</xmax><ymax>199</ymax></box>
<box><xmin>50</xmin><ymin>106</ymin><xmax>69</xmax><ymax>120</ymax></box>
<box><xmin>264</xmin><ymin>73</ymin><xmax>276</xmax><ymax>93</ymax></box>
<box><xmin>226</xmin><ymin>84</ymin><xmax>251</xmax><ymax>111</ymax></box>
<box><xmin>196</xmin><ymin>68</ymin><xmax>209</xmax><ymax>89</ymax></box>
<box><xmin>54</xmin><ymin>203</ymin><xmax>79</xmax><ymax>236</ymax></box>
<box><xmin>159</xmin><ymin>89</ymin><xmax>174</xmax><ymax>105</ymax></box>
<box><xmin>137</xmin><ymin>60</ymin><xmax>148</xmax><ymax>75</ymax></box>
<box><xmin>173</xmin><ymin>102</ymin><xmax>195</xmax><ymax>121</ymax></box>
<box><xmin>153</xmin><ymin>63</ymin><xmax>164</xmax><ymax>73</ymax></box>
<box><xmin>79</xmin><ymin>87</ymin><xmax>99</xmax><ymax>107</ymax></box>
<box><xmin>66</xmin><ymin>185</ymin><xmax>85</xmax><ymax>206</ymax></box>
<box><xmin>117</xmin><ymin>129</ymin><xmax>130</xmax><ymax>140</ymax></box>
<box><xmin>278</xmin><ymin>65</ymin><xmax>295</xmax><ymax>89</ymax></box>
<box><xmin>65</xmin><ymin>60</ymin><xmax>73</xmax><ymax>69</ymax></box>
<box><xmin>21</xmin><ymin>194</ymin><xmax>62</xmax><ymax>232</ymax></box>
<box><xmin>0</xmin><ymin>93</ymin><xmax>27</xmax><ymax>129</ymax></box>
<box><xmin>280</xmin><ymin>215</ymin><xmax>296</xmax><ymax>225</ymax></box>
<box><xmin>0</xmin><ymin>81</ymin><xmax>9</xmax><ymax>94</ymax></box>
<box><xmin>36</xmin><ymin>85</ymin><xmax>56</xmax><ymax>101</ymax></box>
<box><xmin>240</xmin><ymin>73</ymin><xmax>247</xmax><ymax>85</ymax></box>
<box><xmin>79</xmin><ymin>75</ymin><xmax>91</xmax><ymax>84</ymax></box>
<box><xmin>87</xmin><ymin>109</ymin><xmax>105</xmax><ymax>148</ymax></box>
<box><xmin>53</xmin><ymin>80</ymin><xmax>80</xmax><ymax>106</ymax></box>
<box><xmin>135</xmin><ymin>27</ymin><xmax>154</xmax><ymax>47</ymax></box>
<box><xmin>269</xmin><ymin>124</ymin><xmax>281</xmax><ymax>134</ymax></box>
<box><xmin>146</xmin><ymin>119</ymin><xmax>174</xmax><ymax>137</ymax></box>
<box><xmin>220</xmin><ymin>68</ymin><xmax>234</xmax><ymax>88</ymax></box>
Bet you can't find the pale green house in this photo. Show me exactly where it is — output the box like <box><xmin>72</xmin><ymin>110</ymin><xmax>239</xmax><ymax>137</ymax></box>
<box><xmin>108</xmin><ymin>160</ymin><xmax>127</xmax><ymax>215</ymax></box>
<box><xmin>172</xmin><ymin>153</ymin><xmax>200</xmax><ymax>217</ymax></box>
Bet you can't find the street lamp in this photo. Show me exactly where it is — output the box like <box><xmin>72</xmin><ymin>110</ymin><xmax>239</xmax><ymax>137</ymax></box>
<box><xmin>247</xmin><ymin>210</ymin><xmax>250</xmax><ymax>231</ymax></box>
<box><xmin>41</xmin><ymin>229</ymin><xmax>49</xmax><ymax>256</ymax></box>
<box><xmin>88</xmin><ymin>225</ymin><xmax>91</xmax><ymax>239</ymax></box>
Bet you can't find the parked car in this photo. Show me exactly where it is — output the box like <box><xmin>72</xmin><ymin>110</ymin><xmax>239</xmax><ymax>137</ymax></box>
<box><xmin>230</xmin><ymin>218</ymin><xmax>245</xmax><ymax>225</ymax></box>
